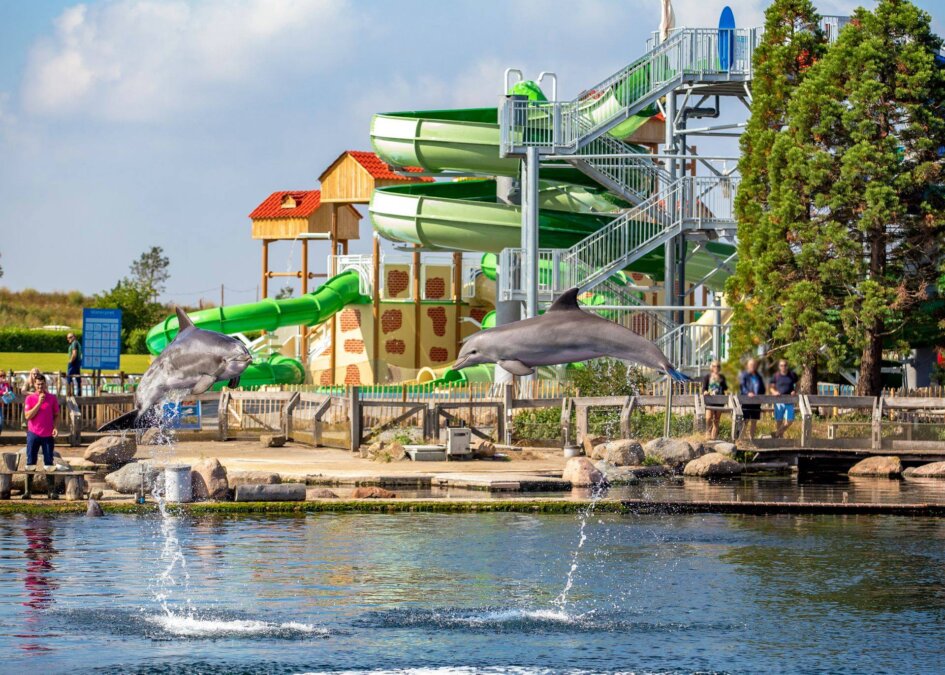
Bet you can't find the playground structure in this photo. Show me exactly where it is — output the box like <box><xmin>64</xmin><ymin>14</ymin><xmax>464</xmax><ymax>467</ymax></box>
<box><xmin>144</xmin><ymin>10</ymin><xmax>855</xmax><ymax>388</ymax></box>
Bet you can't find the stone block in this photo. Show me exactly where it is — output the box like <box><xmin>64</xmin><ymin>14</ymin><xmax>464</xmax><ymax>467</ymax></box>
<box><xmin>234</xmin><ymin>483</ymin><xmax>305</xmax><ymax>502</ymax></box>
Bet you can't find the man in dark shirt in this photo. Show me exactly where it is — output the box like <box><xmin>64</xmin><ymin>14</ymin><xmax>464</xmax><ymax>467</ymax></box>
<box><xmin>771</xmin><ymin>359</ymin><xmax>799</xmax><ymax>438</ymax></box>
<box><xmin>738</xmin><ymin>358</ymin><xmax>765</xmax><ymax>442</ymax></box>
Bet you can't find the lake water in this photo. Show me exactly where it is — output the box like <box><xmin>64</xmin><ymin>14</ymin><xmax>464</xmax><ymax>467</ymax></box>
<box><xmin>1</xmin><ymin>510</ymin><xmax>943</xmax><ymax>674</ymax></box>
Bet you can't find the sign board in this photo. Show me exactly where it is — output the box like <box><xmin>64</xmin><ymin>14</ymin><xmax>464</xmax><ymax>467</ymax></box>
<box><xmin>161</xmin><ymin>401</ymin><xmax>203</xmax><ymax>430</ymax></box>
<box><xmin>81</xmin><ymin>308</ymin><xmax>123</xmax><ymax>370</ymax></box>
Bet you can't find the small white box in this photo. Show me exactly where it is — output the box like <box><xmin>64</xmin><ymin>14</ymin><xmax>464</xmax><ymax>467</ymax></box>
<box><xmin>445</xmin><ymin>427</ymin><xmax>471</xmax><ymax>456</ymax></box>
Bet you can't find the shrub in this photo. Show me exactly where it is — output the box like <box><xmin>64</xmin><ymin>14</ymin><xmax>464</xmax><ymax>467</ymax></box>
<box><xmin>0</xmin><ymin>328</ymin><xmax>78</xmax><ymax>353</ymax></box>
<box><xmin>569</xmin><ymin>359</ymin><xmax>647</xmax><ymax>397</ymax></box>
<box><xmin>125</xmin><ymin>328</ymin><xmax>151</xmax><ymax>354</ymax></box>
<box><xmin>513</xmin><ymin>407</ymin><xmax>561</xmax><ymax>441</ymax></box>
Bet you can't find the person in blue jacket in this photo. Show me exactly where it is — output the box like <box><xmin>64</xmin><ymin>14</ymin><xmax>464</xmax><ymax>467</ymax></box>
<box><xmin>738</xmin><ymin>358</ymin><xmax>765</xmax><ymax>442</ymax></box>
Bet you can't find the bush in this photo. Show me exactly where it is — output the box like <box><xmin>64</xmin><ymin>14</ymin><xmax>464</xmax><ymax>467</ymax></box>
<box><xmin>0</xmin><ymin>328</ymin><xmax>78</xmax><ymax>353</ymax></box>
<box><xmin>569</xmin><ymin>359</ymin><xmax>647</xmax><ymax>397</ymax></box>
<box><xmin>513</xmin><ymin>407</ymin><xmax>562</xmax><ymax>441</ymax></box>
<box><xmin>125</xmin><ymin>328</ymin><xmax>151</xmax><ymax>354</ymax></box>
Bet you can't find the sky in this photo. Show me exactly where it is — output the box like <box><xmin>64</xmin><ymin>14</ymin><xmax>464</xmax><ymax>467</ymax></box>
<box><xmin>1</xmin><ymin>0</ymin><xmax>943</xmax><ymax>307</ymax></box>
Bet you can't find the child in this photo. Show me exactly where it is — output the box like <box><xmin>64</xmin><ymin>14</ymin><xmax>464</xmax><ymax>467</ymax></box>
<box><xmin>0</xmin><ymin>370</ymin><xmax>12</xmax><ymax>437</ymax></box>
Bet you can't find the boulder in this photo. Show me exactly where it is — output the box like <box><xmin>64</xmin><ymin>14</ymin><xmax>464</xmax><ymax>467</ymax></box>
<box><xmin>643</xmin><ymin>438</ymin><xmax>701</xmax><ymax>469</ymax></box>
<box><xmin>12</xmin><ymin>449</ymin><xmax>65</xmax><ymax>493</ymax></box>
<box><xmin>683</xmin><ymin>452</ymin><xmax>744</xmax><ymax>477</ymax></box>
<box><xmin>582</xmin><ymin>435</ymin><xmax>607</xmax><ymax>456</ymax></box>
<box><xmin>89</xmin><ymin>490</ymin><xmax>104</xmax><ymax>501</ymax></box>
<box><xmin>710</xmin><ymin>442</ymin><xmax>737</xmax><ymax>457</ymax></box>
<box><xmin>593</xmin><ymin>461</ymin><xmax>640</xmax><ymax>486</ymax></box>
<box><xmin>600</xmin><ymin>440</ymin><xmax>644</xmax><ymax>466</ymax></box>
<box><xmin>139</xmin><ymin>427</ymin><xmax>170</xmax><ymax>446</ymax></box>
<box><xmin>234</xmin><ymin>483</ymin><xmax>305</xmax><ymax>502</ymax></box>
<box><xmin>848</xmin><ymin>456</ymin><xmax>902</xmax><ymax>478</ymax></box>
<box><xmin>475</xmin><ymin>441</ymin><xmax>497</xmax><ymax>459</ymax></box>
<box><xmin>906</xmin><ymin>461</ymin><xmax>945</xmax><ymax>478</ymax></box>
<box><xmin>351</xmin><ymin>486</ymin><xmax>397</xmax><ymax>499</ymax></box>
<box><xmin>261</xmin><ymin>434</ymin><xmax>286</xmax><ymax>448</ymax></box>
<box><xmin>191</xmin><ymin>458</ymin><xmax>229</xmax><ymax>500</ymax></box>
<box><xmin>84</xmin><ymin>435</ymin><xmax>137</xmax><ymax>464</ymax></box>
<box><xmin>309</xmin><ymin>488</ymin><xmax>340</xmax><ymax>499</ymax></box>
<box><xmin>228</xmin><ymin>470</ymin><xmax>281</xmax><ymax>487</ymax></box>
<box><xmin>105</xmin><ymin>461</ymin><xmax>160</xmax><ymax>494</ymax></box>
<box><xmin>562</xmin><ymin>456</ymin><xmax>605</xmax><ymax>487</ymax></box>
<box><xmin>365</xmin><ymin>441</ymin><xmax>407</xmax><ymax>463</ymax></box>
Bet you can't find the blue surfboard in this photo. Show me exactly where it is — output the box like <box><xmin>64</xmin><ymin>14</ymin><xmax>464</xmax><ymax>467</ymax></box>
<box><xmin>718</xmin><ymin>6</ymin><xmax>736</xmax><ymax>71</ymax></box>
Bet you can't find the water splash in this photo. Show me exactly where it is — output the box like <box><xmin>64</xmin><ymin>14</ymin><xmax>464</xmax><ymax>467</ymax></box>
<box><xmin>146</xmin><ymin>613</ymin><xmax>325</xmax><ymax>637</ymax></box>
<box><xmin>551</xmin><ymin>483</ymin><xmax>606</xmax><ymax>613</ymax></box>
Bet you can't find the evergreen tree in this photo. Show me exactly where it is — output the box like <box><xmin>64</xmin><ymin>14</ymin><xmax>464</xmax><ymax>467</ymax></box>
<box><xmin>726</xmin><ymin>0</ymin><xmax>825</xmax><ymax>392</ymax></box>
<box><xmin>783</xmin><ymin>0</ymin><xmax>945</xmax><ymax>394</ymax></box>
<box><xmin>130</xmin><ymin>246</ymin><xmax>170</xmax><ymax>301</ymax></box>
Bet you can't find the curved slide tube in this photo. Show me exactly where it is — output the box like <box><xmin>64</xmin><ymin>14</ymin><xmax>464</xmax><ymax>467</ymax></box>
<box><xmin>146</xmin><ymin>270</ymin><xmax>370</xmax><ymax>387</ymax></box>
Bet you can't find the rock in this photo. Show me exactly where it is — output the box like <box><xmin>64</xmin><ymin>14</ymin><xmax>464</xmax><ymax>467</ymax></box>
<box><xmin>599</xmin><ymin>440</ymin><xmax>644</xmax><ymax>466</ymax></box>
<box><xmin>365</xmin><ymin>441</ymin><xmax>407</xmax><ymax>463</ymax></box>
<box><xmin>683</xmin><ymin>452</ymin><xmax>744</xmax><ymax>477</ymax></box>
<box><xmin>261</xmin><ymin>434</ymin><xmax>286</xmax><ymax>448</ymax></box>
<box><xmin>86</xmin><ymin>499</ymin><xmax>104</xmax><ymax>517</ymax></box>
<box><xmin>105</xmin><ymin>461</ymin><xmax>160</xmax><ymax>494</ymax></box>
<box><xmin>90</xmin><ymin>490</ymin><xmax>104</xmax><ymax>500</ymax></box>
<box><xmin>582</xmin><ymin>435</ymin><xmax>607</xmax><ymax>456</ymax></box>
<box><xmin>12</xmin><ymin>449</ymin><xmax>65</xmax><ymax>493</ymax></box>
<box><xmin>907</xmin><ymin>461</ymin><xmax>945</xmax><ymax>478</ymax></box>
<box><xmin>710</xmin><ymin>442</ymin><xmax>737</xmax><ymax>456</ymax></box>
<box><xmin>475</xmin><ymin>441</ymin><xmax>496</xmax><ymax>459</ymax></box>
<box><xmin>64</xmin><ymin>475</ymin><xmax>87</xmax><ymax>500</ymax></box>
<box><xmin>593</xmin><ymin>461</ymin><xmax>640</xmax><ymax>485</ymax></box>
<box><xmin>191</xmin><ymin>458</ymin><xmax>229</xmax><ymax>500</ymax></box>
<box><xmin>351</xmin><ymin>486</ymin><xmax>397</xmax><ymax>499</ymax></box>
<box><xmin>643</xmin><ymin>438</ymin><xmax>701</xmax><ymax>469</ymax></box>
<box><xmin>562</xmin><ymin>456</ymin><xmax>605</xmax><ymax>487</ymax></box>
<box><xmin>630</xmin><ymin>465</ymin><xmax>671</xmax><ymax>478</ymax></box>
<box><xmin>387</xmin><ymin>442</ymin><xmax>407</xmax><ymax>461</ymax></box>
<box><xmin>84</xmin><ymin>435</ymin><xmax>137</xmax><ymax>464</ymax></box>
<box><xmin>309</xmin><ymin>488</ymin><xmax>340</xmax><ymax>499</ymax></box>
<box><xmin>228</xmin><ymin>470</ymin><xmax>281</xmax><ymax>487</ymax></box>
<box><xmin>848</xmin><ymin>456</ymin><xmax>902</xmax><ymax>478</ymax></box>
<box><xmin>234</xmin><ymin>483</ymin><xmax>305</xmax><ymax>502</ymax></box>
<box><xmin>139</xmin><ymin>427</ymin><xmax>170</xmax><ymax>446</ymax></box>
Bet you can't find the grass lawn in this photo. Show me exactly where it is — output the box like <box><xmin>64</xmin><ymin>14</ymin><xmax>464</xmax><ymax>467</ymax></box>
<box><xmin>0</xmin><ymin>352</ymin><xmax>151</xmax><ymax>374</ymax></box>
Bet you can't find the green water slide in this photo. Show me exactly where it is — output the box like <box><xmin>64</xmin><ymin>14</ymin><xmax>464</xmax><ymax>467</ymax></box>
<box><xmin>369</xmin><ymin>107</ymin><xmax>733</xmax><ymax>288</ymax></box>
<box><xmin>145</xmin><ymin>270</ymin><xmax>370</xmax><ymax>387</ymax></box>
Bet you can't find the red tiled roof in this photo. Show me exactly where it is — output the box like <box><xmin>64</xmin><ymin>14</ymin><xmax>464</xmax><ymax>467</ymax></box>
<box><xmin>249</xmin><ymin>190</ymin><xmax>321</xmax><ymax>219</ymax></box>
<box><xmin>346</xmin><ymin>151</ymin><xmax>434</xmax><ymax>182</ymax></box>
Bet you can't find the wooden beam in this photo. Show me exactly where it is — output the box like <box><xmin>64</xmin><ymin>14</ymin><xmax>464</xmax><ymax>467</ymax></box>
<box><xmin>301</xmin><ymin>238</ymin><xmax>309</xmax><ymax>357</ymax></box>
<box><xmin>413</xmin><ymin>245</ymin><xmax>421</xmax><ymax>372</ymax></box>
<box><xmin>372</xmin><ymin>234</ymin><xmax>381</xmax><ymax>384</ymax></box>
<box><xmin>330</xmin><ymin>205</ymin><xmax>338</xmax><ymax>384</ymax></box>
<box><xmin>452</xmin><ymin>251</ymin><xmax>462</xmax><ymax>357</ymax></box>
<box><xmin>261</xmin><ymin>239</ymin><xmax>269</xmax><ymax>299</ymax></box>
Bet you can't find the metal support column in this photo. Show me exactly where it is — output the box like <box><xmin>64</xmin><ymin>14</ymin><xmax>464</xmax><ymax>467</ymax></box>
<box><xmin>663</xmin><ymin>92</ymin><xmax>677</xmax><ymax>336</ymax></box>
<box><xmin>522</xmin><ymin>146</ymin><xmax>540</xmax><ymax>320</ymax></box>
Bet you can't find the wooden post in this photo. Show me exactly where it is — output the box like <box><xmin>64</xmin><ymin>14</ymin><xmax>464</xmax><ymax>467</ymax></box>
<box><xmin>0</xmin><ymin>452</ymin><xmax>15</xmax><ymax>499</ymax></box>
<box><xmin>799</xmin><ymin>395</ymin><xmax>812</xmax><ymax>447</ymax></box>
<box><xmin>871</xmin><ymin>397</ymin><xmax>883</xmax><ymax>451</ymax></box>
<box><xmin>620</xmin><ymin>396</ymin><xmax>636</xmax><ymax>438</ymax></box>
<box><xmin>283</xmin><ymin>392</ymin><xmax>300</xmax><ymax>439</ymax></box>
<box><xmin>501</xmin><ymin>382</ymin><xmax>513</xmax><ymax>445</ymax></box>
<box><xmin>413</xmin><ymin>245</ymin><xmax>421</xmax><ymax>373</ymax></box>
<box><xmin>663</xmin><ymin>380</ymin><xmax>673</xmax><ymax>438</ymax></box>
<box><xmin>693</xmin><ymin>394</ymin><xmax>706</xmax><ymax>433</ymax></box>
<box><xmin>300</xmin><ymin>238</ymin><xmax>309</xmax><ymax>357</ymax></box>
<box><xmin>452</xmin><ymin>251</ymin><xmax>463</xmax><ymax>357</ymax></box>
<box><xmin>348</xmin><ymin>386</ymin><xmax>362</xmax><ymax>452</ymax></box>
<box><xmin>372</xmin><ymin>234</ymin><xmax>381</xmax><ymax>384</ymax></box>
<box><xmin>218</xmin><ymin>391</ymin><xmax>230</xmax><ymax>441</ymax></box>
<box><xmin>329</xmin><ymin>204</ymin><xmax>338</xmax><ymax>384</ymax></box>
<box><xmin>261</xmin><ymin>239</ymin><xmax>269</xmax><ymax>299</ymax></box>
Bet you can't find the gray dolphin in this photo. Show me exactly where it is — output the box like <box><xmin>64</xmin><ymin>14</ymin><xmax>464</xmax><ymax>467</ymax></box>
<box><xmin>98</xmin><ymin>307</ymin><xmax>253</xmax><ymax>431</ymax></box>
<box><xmin>86</xmin><ymin>498</ymin><xmax>104</xmax><ymax>517</ymax></box>
<box><xmin>453</xmin><ymin>288</ymin><xmax>689</xmax><ymax>381</ymax></box>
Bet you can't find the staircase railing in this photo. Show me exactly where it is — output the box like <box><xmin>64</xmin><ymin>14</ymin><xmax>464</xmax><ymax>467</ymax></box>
<box><xmin>570</xmin><ymin>134</ymin><xmax>671</xmax><ymax>204</ymax></box>
<box><xmin>501</xmin><ymin>27</ymin><xmax>757</xmax><ymax>155</ymax></box>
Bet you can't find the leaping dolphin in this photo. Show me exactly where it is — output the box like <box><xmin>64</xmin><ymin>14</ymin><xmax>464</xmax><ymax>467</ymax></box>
<box><xmin>453</xmin><ymin>288</ymin><xmax>689</xmax><ymax>381</ymax></box>
<box><xmin>98</xmin><ymin>308</ymin><xmax>253</xmax><ymax>431</ymax></box>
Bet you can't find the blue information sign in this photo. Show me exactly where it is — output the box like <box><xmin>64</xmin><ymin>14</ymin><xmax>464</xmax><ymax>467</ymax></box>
<box><xmin>81</xmin><ymin>308</ymin><xmax>123</xmax><ymax>370</ymax></box>
<box><xmin>162</xmin><ymin>401</ymin><xmax>202</xmax><ymax>430</ymax></box>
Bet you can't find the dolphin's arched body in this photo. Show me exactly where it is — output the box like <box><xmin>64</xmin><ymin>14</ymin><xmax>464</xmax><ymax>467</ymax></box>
<box><xmin>97</xmin><ymin>308</ymin><xmax>252</xmax><ymax>431</ymax></box>
<box><xmin>453</xmin><ymin>288</ymin><xmax>689</xmax><ymax>381</ymax></box>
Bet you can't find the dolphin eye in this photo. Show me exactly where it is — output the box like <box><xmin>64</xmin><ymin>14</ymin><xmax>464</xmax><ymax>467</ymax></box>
<box><xmin>470</xmin><ymin>349</ymin><xmax>477</xmax><ymax>354</ymax></box>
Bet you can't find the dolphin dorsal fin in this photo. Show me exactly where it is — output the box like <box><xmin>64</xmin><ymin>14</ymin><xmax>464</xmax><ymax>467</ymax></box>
<box><xmin>175</xmin><ymin>306</ymin><xmax>196</xmax><ymax>331</ymax></box>
<box><xmin>547</xmin><ymin>288</ymin><xmax>582</xmax><ymax>312</ymax></box>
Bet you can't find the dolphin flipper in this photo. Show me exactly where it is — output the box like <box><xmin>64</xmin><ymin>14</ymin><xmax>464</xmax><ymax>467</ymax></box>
<box><xmin>191</xmin><ymin>374</ymin><xmax>216</xmax><ymax>395</ymax></box>
<box><xmin>499</xmin><ymin>359</ymin><xmax>535</xmax><ymax>376</ymax></box>
<box><xmin>228</xmin><ymin>377</ymin><xmax>241</xmax><ymax>388</ymax></box>
<box><xmin>666</xmin><ymin>367</ymin><xmax>691</xmax><ymax>382</ymax></box>
<box><xmin>97</xmin><ymin>409</ymin><xmax>139</xmax><ymax>432</ymax></box>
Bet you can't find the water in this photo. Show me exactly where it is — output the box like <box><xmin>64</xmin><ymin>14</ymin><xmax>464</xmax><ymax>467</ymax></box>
<box><xmin>1</xmin><ymin>511</ymin><xmax>944</xmax><ymax>673</ymax></box>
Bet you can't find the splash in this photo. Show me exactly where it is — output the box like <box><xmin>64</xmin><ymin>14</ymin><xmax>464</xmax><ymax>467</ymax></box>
<box><xmin>551</xmin><ymin>483</ymin><xmax>606</xmax><ymax>613</ymax></box>
<box><xmin>146</xmin><ymin>613</ymin><xmax>325</xmax><ymax>637</ymax></box>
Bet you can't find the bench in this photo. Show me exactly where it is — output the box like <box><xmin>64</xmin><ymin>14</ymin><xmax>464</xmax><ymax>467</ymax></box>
<box><xmin>0</xmin><ymin>469</ymin><xmax>96</xmax><ymax>500</ymax></box>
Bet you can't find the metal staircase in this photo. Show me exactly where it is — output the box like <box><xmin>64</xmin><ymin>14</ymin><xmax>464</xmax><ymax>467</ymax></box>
<box><xmin>500</xmin><ymin>27</ymin><xmax>757</xmax><ymax>156</ymax></box>
<box><xmin>570</xmin><ymin>133</ymin><xmax>670</xmax><ymax>205</ymax></box>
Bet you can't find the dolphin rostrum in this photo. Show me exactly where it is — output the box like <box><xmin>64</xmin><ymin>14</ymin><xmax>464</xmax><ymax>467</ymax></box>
<box><xmin>97</xmin><ymin>307</ymin><xmax>253</xmax><ymax>431</ymax></box>
<box><xmin>453</xmin><ymin>288</ymin><xmax>689</xmax><ymax>381</ymax></box>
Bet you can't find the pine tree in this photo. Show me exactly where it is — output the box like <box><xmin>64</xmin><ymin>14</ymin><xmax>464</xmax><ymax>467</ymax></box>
<box><xmin>726</xmin><ymin>0</ymin><xmax>825</xmax><ymax>391</ymax></box>
<box><xmin>783</xmin><ymin>0</ymin><xmax>945</xmax><ymax>395</ymax></box>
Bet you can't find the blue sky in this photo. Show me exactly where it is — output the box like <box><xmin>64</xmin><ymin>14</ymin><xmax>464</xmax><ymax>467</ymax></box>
<box><xmin>0</xmin><ymin>0</ymin><xmax>942</xmax><ymax>306</ymax></box>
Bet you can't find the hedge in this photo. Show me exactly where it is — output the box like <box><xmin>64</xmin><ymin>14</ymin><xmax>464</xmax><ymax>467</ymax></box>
<box><xmin>0</xmin><ymin>329</ymin><xmax>80</xmax><ymax>353</ymax></box>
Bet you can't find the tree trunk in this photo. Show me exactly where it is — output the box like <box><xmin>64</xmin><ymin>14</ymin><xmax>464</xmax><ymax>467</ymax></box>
<box><xmin>857</xmin><ymin>323</ymin><xmax>884</xmax><ymax>396</ymax></box>
<box><xmin>799</xmin><ymin>363</ymin><xmax>818</xmax><ymax>395</ymax></box>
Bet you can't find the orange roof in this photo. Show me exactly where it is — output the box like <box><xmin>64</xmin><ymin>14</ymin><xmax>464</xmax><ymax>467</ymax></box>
<box><xmin>324</xmin><ymin>151</ymin><xmax>433</xmax><ymax>183</ymax></box>
<box><xmin>249</xmin><ymin>190</ymin><xmax>321</xmax><ymax>219</ymax></box>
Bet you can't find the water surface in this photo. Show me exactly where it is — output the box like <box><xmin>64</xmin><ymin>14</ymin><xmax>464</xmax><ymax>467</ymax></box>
<box><xmin>0</xmin><ymin>511</ymin><xmax>943</xmax><ymax>674</ymax></box>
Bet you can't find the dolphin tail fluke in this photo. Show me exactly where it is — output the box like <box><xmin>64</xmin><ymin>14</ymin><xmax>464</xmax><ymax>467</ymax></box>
<box><xmin>666</xmin><ymin>367</ymin><xmax>691</xmax><ymax>382</ymax></box>
<box><xmin>97</xmin><ymin>409</ymin><xmax>140</xmax><ymax>432</ymax></box>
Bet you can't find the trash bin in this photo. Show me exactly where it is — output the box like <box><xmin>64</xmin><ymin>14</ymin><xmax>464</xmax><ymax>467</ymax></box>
<box><xmin>164</xmin><ymin>465</ymin><xmax>192</xmax><ymax>503</ymax></box>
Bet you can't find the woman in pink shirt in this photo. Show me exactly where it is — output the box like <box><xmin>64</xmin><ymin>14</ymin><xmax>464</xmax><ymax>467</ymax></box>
<box><xmin>24</xmin><ymin>373</ymin><xmax>59</xmax><ymax>469</ymax></box>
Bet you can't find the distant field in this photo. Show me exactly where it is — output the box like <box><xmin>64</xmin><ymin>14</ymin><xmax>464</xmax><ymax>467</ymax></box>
<box><xmin>0</xmin><ymin>352</ymin><xmax>151</xmax><ymax>374</ymax></box>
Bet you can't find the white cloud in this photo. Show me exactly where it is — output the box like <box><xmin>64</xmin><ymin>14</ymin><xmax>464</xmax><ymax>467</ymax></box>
<box><xmin>21</xmin><ymin>0</ymin><xmax>357</xmax><ymax>121</ymax></box>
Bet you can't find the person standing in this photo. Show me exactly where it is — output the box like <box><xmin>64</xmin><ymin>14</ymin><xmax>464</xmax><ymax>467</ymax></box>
<box><xmin>771</xmin><ymin>359</ymin><xmax>799</xmax><ymax>439</ymax></box>
<box><xmin>701</xmin><ymin>361</ymin><xmax>728</xmax><ymax>440</ymax></box>
<box><xmin>0</xmin><ymin>370</ymin><xmax>12</xmax><ymax>437</ymax></box>
<box><xmin>23</xmin><ymin>373</ymin><xmax>59</xmax><ymax>471</ymax></box>
<box><xmin>738</xmin><ymin>358</ymin><xmax>765</xmax><ymax>443</ymax></box>
<box><xmin>66</xmin><ymin>333</ymin><xmax>82</xmax><ymax>397</ymax></box>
